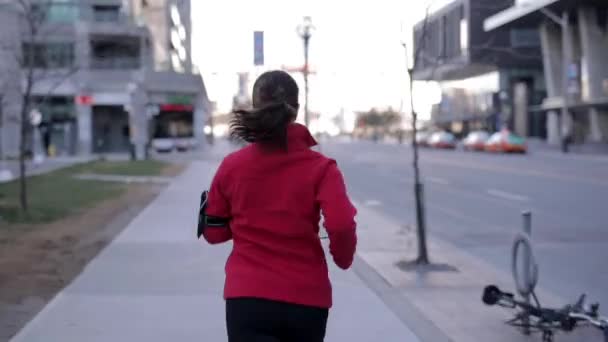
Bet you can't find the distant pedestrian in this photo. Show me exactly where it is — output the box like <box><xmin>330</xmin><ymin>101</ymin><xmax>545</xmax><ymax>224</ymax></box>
<box><xmin>200</xmin><ymin>70</ymin><xmax>357</xmax><ymax>342</ymax></box>
<box><xmin>561</xmin><ymin>113</ymin><xmax>574</xmax><ymax>153</ymax></box>
<box><xmin>397</xmin><ymin>129</ymin><xmax>404</xmax><ymax>144</ymax></box>
<box><xmin>561</xmin><ymin>135</ymin><xmax>569</xmax><ymax>153</ymax></box>
<box><xmin>39</xmin><ymin>123</ymin><xmax>51</xmax><ymax>156</ymax></box>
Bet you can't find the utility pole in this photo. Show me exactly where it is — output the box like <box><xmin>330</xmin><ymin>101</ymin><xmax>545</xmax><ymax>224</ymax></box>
<box><xmin>561</xmin><ymin>11</ymin><xmax>572</xmax><ymax>153</ymax></box>
<box><xmin>304</xmin><ymin>36</ymin><xmax>310</xmax><ymax>127</ymax></box>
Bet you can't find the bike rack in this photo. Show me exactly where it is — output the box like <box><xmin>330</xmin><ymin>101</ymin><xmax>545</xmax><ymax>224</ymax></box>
<box><xmin>512</xmin><ymin>211</ymin><xmax>539</xmax><ymax>335</ymax></box>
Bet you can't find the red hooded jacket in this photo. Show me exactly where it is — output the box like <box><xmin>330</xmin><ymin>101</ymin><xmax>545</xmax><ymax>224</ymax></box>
<box><xmin>202</xmin><ymin>123</ymin><xmax>357</xmax><ymax>309</ymax></box>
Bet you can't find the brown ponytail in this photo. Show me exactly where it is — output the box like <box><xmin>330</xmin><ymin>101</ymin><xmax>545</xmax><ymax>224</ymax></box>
<box><xmin>230</xmin><ymin>71</ymin><xmax>300</xmax><ymax>150</ymax></box>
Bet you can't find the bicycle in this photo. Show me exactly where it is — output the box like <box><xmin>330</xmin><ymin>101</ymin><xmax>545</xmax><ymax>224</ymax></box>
<box><xmin>482</xmin><ymin>284</ymin><xmax>608</xmax><ymax>342</ymax></box>
<box><xmin>481</xmin><ymin>213</ymin><xmax>608</xmax><ymax>341</ymax></box>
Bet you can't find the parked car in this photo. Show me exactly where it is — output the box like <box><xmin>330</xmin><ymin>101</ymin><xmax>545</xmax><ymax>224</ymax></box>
<box><xmin>463</xmin><ymin>131</ymin><xmax>490</xmax><ymax>151</ymax></box>
<box><xmin>415</xmin><ymin>131</ymin><xmax>432</xmax><ymax>147</ymax></box>
<box><xmin>152</xmin><ymin>138</ymin><xmax>174</xmax><ymax>153</ymax></box>
<box><xmin>175</xmin><ymin>137</ymin><xmax>195</xmax><ymax>152</ymax></box>
<box><xmin>484</xmin><ymin>131</ymin><xmax>527</xmax><ymax>153</ymax></box>
<box><xmin>428</xmin><ymin>131</ymin><xmax>457</xmax><ymax>149</ymax></box>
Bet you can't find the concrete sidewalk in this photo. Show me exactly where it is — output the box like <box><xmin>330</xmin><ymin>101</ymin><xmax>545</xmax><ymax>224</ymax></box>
<box><xmin>10</xmin><ymin>160</ymin><xmax>419</xmax><ymax>342</ymax></box>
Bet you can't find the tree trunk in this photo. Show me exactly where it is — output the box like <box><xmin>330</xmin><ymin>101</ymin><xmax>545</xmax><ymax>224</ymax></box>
<box><xmin>19</xmin><ymin>100</ymin><xmax>28</xmax><ymax>213</ymax></box>
<box><xmin>408</xmin><ymin>68</ymin><xmax>429</xmax><ymax>265</ymax></box>
<box><xmin>18</xmin><ymin>66</ymin><xmax>34</xmax><ymax>213</ymax></box>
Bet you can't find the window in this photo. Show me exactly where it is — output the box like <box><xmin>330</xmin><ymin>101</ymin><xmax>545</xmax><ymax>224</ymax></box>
<box><xmin>90</xmin><ymin>38</ymin><xmax>141</xmax><ymax>69</ymax></box>
<box><xmin>31</xmin><ymin>1</ymin><xmax>78</xmax><ymax>23</ymax></box>
<box><xmin>33</xmin><ymin>96</ymin><xmax>76</xmax><ymax>123</ymax></box>
<box><xmin>177</xmin><ymin>25</ymin><xmax>187</xmax><ymax>41</ymax></box>
<box><xmin>171</xmin><ymin>52</ymin><xmax>184</xmax><ymax>73</ymax></box>
<box><xmin>171</xmin><ymin>30</ymin><xmax>182</xmax><ymax>50</ymax></box>
<box><xmin>510</xmin><ymin>29</ymin><xmax>540</xmax><ymax>47</ymax></box>
<box><xmin>22</xmin><ymin>42</ymin><xmax>75</xmax><ymax>68</ymax></box>
<box><xmin>460</xmin><ymin>19</ymin><xmax>468</xmax><ymax>55</ymax></box>
<box><xmin>488</xmin><ymin>132</ymin><xmax>502</xmax><ymax>144</ymax></box>
<box><xmin>93</xmin><ymin>5</ymin><xmax>120</xmax><ymax>22</ymax></box>
<box><xmin>170</xmin><ymin>5</ymin><xmax>181</xmax><ymax>25</ymax></box>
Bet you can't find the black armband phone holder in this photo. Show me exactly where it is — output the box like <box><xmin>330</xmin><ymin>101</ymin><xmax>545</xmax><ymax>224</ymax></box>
<box><xmin>197</xmin><ymin>190</ymin><xmax>230</xmax><ymax>238</ymax></box>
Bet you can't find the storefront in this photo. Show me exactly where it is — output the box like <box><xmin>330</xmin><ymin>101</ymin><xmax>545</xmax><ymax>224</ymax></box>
<box><xmin>33</xmin><ymin>96</ymin><xmax>78</xmax><ymax>156</ymax></box>
<box><xmin>153</xmin><ymin>104</ymin><xmax>194</xmax><ymax>138</ymax></box>
<box><xmin>148</xmin><ymin>93</ymin><xmax>197</xmax><ymax>151</ymax></box>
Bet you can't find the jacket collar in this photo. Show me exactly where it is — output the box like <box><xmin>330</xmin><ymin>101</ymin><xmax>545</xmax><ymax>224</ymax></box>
<box><xmin>287</xmin><ymin>123</ymin><xmax>317</xmax><ymax>151</ymax></box>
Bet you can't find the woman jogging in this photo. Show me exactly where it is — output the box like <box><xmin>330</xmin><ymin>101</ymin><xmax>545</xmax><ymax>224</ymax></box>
<box><xmin>200</xmin><ymin>70</ymin><xmax>357</xmax><ymax>342</ymax></box>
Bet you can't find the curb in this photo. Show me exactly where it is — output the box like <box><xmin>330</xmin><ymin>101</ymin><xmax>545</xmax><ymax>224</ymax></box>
<box><xmin>353</xmin><ymin>256</ymin><xmax>452</xmax><ymax>342</ymax></box>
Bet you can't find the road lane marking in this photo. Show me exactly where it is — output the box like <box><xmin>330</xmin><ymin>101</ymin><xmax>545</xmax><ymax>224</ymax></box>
<box><xmin>422</xmin><ymin>156</ymin><xmax>608</xmax><ymax>187</ymax></box>
<box><xmin>535</xmin><ymin>151</ymin><xmax>608</xmax><ymax>163</ymax></box>
<box><xmin>487</xmin><ymin>189</ymin><xmax>529</xmax><ymax>202</ymax></box>
<box><xmin>427</xmin><ymin>177</ymin><xmax>449</xmax><ymax>185</ymax></box>
<box><xmin>364</xmin><ymin>199</ymin><xmax>383</xmax><ymax>207</ymax></box>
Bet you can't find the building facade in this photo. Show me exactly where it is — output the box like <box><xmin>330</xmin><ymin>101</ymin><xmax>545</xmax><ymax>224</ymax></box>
<box><xmin>413</xmin><ymin>0</ymin><xmax>546</xmax><ymax>138</ymax></box>
<box><xmin>485</xmin><ymin>0</ymin><xmax>608</xmax><ymax>146</ymax></box>
<box><xmin>131</xmin><ymin>0</ymin><xmax>193</xmax><ymax>73</ymax></box>
<box><xmin>0</xmin><ymin>0</ymin><xmax>208</xmax><ymax>160</ymax></box>
<box><xmin>0</xmin><ymin>6</ymin><xmax>23</xmax><ymax>161</ymax></box>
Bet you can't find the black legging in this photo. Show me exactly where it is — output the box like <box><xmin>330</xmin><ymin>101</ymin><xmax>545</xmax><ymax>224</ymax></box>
<box><xmin>226</xmin><ymin>298</ymin><xmax>329</xmax><ymax>342</ymax></box>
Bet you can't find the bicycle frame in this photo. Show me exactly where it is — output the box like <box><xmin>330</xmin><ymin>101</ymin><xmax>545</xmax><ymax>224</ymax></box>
<box><xmin>483</xmin><ymin>285</ymin><xmax>608</xmax><ymax>342</ymax></box>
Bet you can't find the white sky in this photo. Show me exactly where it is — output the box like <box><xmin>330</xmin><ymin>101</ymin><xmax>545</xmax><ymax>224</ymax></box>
<box><xmin>191</xmin><ymin>0</ymin><xmax>451</xmax><ymax>120</ymax></box>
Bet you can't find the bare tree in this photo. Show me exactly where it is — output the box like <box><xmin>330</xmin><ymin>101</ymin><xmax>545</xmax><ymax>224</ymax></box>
<box><xmin>401</xmin><ymin>3</ymin><xmax>442</xmax><ymax>266</ymax></box>
<box><xmin>1</xmin><ymin>0</ymin><xmax>79</xmax><ymax>213</ymax></box>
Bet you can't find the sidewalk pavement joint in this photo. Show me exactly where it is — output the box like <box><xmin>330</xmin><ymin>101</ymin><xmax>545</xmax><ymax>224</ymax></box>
<box><xmin>75</xmin><ymin>174</ymin><xmax>173</xmax><ymax>184</ymax></box>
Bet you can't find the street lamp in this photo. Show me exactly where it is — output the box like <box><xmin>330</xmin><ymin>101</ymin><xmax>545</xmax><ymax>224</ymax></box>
<box><xmin>297</xmin><ymin>16</ymin><xmax>314</xmax><ymax>127</ymax></box>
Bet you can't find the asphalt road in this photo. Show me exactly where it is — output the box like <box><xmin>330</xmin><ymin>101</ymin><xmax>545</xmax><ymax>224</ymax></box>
<box><xmin>322</xmin><ymin>139</ymin><xmax>608</xmax><ymax>309</ymax></box>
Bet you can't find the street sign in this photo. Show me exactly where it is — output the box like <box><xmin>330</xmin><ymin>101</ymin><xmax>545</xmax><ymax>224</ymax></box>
<box><xmin>254</xmin><ymin>31</ymin><xmax>264</xmax><ymax>66</ymax></box>
<box><xmin>167</xmin><ymin>94</ymin><xmax>193</xmax><ymax>105</ymax></box>
<box><xmin>76</xmin><ymin>95</ymin><xmax>93</xmax><ymax>105</ymax></box>
<box><xmin>160</xmin><ymin>104</ymin><xmax>194</xmax><ymax>112</ymax></box>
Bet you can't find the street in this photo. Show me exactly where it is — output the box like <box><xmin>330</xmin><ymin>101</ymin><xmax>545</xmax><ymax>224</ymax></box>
<box><xmin>323</xmin><ymin>139</ymin><xmax>608</xmax><ymax>308</ymax></box>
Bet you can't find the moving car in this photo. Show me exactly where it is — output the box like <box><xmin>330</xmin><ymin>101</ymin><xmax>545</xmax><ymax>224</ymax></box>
<box><xmin>428</xmin><ymin>131</ymin><xmax>457</xmax><ymax>149</ymax></box>
<box><xmin>484</xmin><ymin>130</ymin><xmax>527</xmax><ymax>153</ymax></box>
<box><xmin>463</xmin><ymin>131</ymin><xmax>490</xmax><ymax>151</ymax></box>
